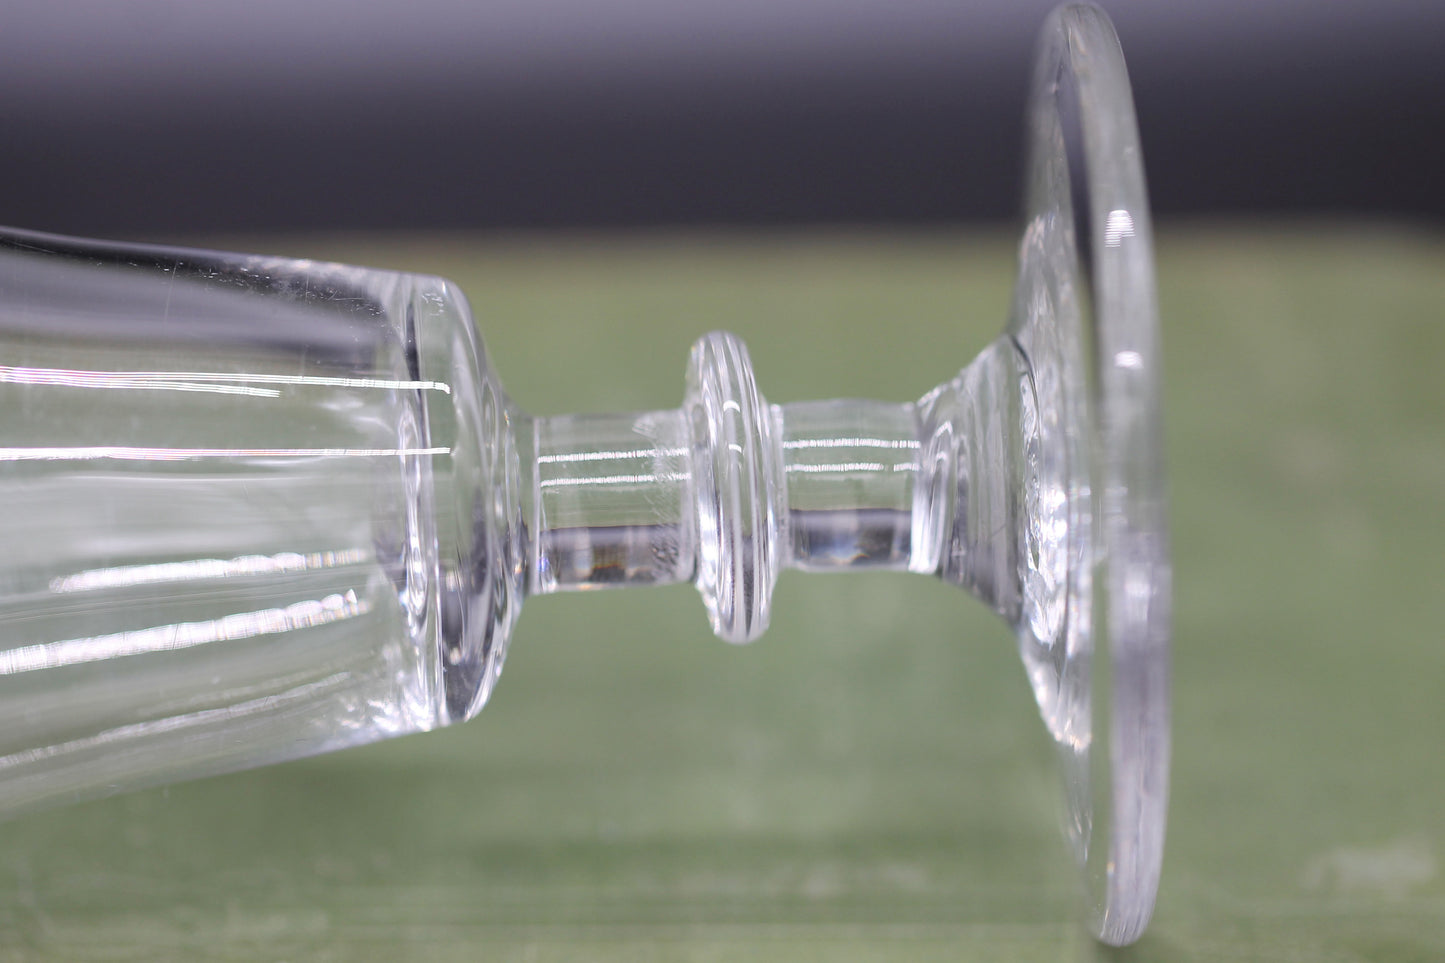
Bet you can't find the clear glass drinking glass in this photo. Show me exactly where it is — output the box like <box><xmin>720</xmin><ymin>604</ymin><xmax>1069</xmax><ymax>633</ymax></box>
<box><xmin>0</xmin><ymin>3</ymin><xmax>1168</xmax><ymax>946</ymax></box>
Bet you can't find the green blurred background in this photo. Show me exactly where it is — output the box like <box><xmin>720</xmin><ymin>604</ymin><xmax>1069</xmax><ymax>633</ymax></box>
<box><xmin>0</xmin><ymin>226</ymin><xmax>1441</xmax><ymax>961</ymax></box>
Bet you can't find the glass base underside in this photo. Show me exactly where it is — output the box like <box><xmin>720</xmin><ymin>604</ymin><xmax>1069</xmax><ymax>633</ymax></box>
<box><xmin>1010</xmin><ymin>4</ymin><xmax>1171</xmax><ymax>946</ymax></box>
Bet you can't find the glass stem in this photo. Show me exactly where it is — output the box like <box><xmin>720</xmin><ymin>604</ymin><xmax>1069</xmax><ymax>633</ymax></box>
<box><xmin>531</xmin><ymin>399</ymin><xmax>920</xmax><ymax>593</ymax></box>
<box><xmin>526</xmin><ymin>331</ymin><xmax>1041</xmax><ymax>646</ymax></box>
<box><xmin>531</xmin><ymin>408</ymin><xmax>695</xmax><ymax>593</ymax></box>
<box><xmin>776</xmin><ymin>399</ymin><xmax>919</xmax><ymax>574</ymax></box>
<box><xmin>527</xmin><ymin>331</ymin><xmax>968</xmax><ymax>648</ymax></box>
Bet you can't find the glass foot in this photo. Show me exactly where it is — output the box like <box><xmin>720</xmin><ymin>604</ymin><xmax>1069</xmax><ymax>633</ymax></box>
<box><xmin>1020</xmin><ymin>5</ymin><xmax>1170</xmax><ymax>944</ymax></box>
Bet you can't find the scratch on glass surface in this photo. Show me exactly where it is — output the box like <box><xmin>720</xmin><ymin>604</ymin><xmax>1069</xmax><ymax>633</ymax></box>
<box><xmin>539</xmin><ymin>472</ymin><xmax>690</xmax><ymax>489</ymax></box>
<box><xmin>0</xmin><ymin>365</ymin><xmax>281</xmax><ymax>398</ymax></box>
<box><xmin>0</xmin><ymin>591</ymin><xmax>371</xmax><ymax>676</ymax></box>
<box><xmin>782</xmin><ymin>438</ymin><xmax>920</xmax><ymax>451</ymax></box>
<box><xmin>786</xmin><ymin>462</ymin><xmax>899</xmax><ymax>474</ymax></box>
<box><xmin>1104</xmin><ymin>209</ymin><xmax>1135</xmax><ymax>248</ymax></box>
<box><xmin>537</xmin><ymin>447</ymin><xmax>688</xmax><ymax>464</ymax></box>
<box><xmin>0</xmin><ymin>446</ymin><xmax>450</xmax><ymax>461</ymax></box>
<box><xmin>0</xmin><ymin>365</ymin><xmax>451</xmax><ymax>396</ymax></box>
<box><xmin>0</xmin><ymin>673</ymin><xmax>354</xmax><ymax>772</ymax></box>
<box><xmin>49</xmin><ymin>548</ymin><xmax>372</xmax><ymax>594</ymax></box>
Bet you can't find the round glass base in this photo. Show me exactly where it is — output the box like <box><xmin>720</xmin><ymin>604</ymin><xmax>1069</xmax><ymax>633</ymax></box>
<box><xmin>1012</xmin><ymin>4</ymin><xmax>1171</xmax><ymax>946</ymax></box>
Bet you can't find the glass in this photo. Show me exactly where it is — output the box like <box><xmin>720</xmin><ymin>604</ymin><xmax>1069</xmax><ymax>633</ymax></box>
<box><xmin>0</xmin><ymin>3</ymin><xmax>1168</xmax><ymax>947</ymax></box>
